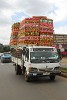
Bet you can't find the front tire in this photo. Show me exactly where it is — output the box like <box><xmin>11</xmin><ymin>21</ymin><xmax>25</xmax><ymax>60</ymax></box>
<box><xmin>24</xmin><ymin>71</ymin><xmax>30</xmax><ymax>82</ymax></box>
<box><xmin>49</xmin><ymin>75</ymin><xmax>55</xmax><ymax>81</ymax></box>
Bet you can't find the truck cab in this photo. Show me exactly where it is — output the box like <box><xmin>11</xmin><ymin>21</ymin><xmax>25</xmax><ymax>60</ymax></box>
<box><xmin>22</xmin><ymin>46</ymin><xmax>61</xmax><ymax>81</ymax></box>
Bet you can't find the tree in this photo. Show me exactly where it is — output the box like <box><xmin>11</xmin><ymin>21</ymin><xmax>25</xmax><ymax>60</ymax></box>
<box><xmin>0</xmin><ymin>44</ymin><xmax>10</xmax><ymax>52</ymax></box>
<box><xmin>3</xmin><ymin>45</ymin><xmax>10</xmax><ymax>52</ymax></box>
<box><xmin>0</xmin><ymin>43</ymin><xmax>3</xmax><ymax>52</ymax></box>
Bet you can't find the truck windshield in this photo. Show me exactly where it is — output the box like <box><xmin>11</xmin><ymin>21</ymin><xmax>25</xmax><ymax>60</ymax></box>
<box><xmin>30</xmin><ymin>51</ymin><xmax>60</xmax><ymax>63</ymax></box>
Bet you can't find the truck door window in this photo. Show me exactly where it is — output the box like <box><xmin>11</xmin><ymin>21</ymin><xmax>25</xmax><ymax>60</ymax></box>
<box><xmin>24</xmin><ymin>48</ymin><xmax>29</xmax><ymax>61</ymax></box>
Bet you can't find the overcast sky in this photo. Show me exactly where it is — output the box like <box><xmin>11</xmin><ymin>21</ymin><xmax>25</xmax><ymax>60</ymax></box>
<box><xmin>0</xmin><ymin>0</ymin><xmax>67</xmax><ymax>45</ymax></box>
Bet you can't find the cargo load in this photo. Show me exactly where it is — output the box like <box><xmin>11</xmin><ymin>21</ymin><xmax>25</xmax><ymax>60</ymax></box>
<box><xmin>10</xmin><ymin>16</ymin><xmax>54</xmax><ymax>48</ymax></box>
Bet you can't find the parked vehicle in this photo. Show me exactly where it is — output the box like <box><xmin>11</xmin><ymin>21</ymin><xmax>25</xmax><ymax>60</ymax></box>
<box><xmin>1</xmin><ymin>52</ymin><xmax>12</xmax><ymax>63</ymax></box>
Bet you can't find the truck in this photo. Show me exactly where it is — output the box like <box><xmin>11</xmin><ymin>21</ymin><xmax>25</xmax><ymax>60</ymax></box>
<box><xmin>10</xmin><ymin>16</ymin><xmax>61</xmax><ymax>82</ymax></box>
<box><xmin>11</xmin><ymin>46</ymin><xmax>61</xmax><ymax>82</ymax></box>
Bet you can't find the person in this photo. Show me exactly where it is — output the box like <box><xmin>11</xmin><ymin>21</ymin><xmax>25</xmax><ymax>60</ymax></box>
<box><xmin>57</xmin><ymin>49</ymin><xmax>62</xmax><ymax>60</ymax></box>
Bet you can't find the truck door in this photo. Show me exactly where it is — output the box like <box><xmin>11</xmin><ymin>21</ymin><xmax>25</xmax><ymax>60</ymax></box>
<box><xmin>23</xmin><ymin>48</ymin><xmax>29</xmax><ymax>68</ymax></box>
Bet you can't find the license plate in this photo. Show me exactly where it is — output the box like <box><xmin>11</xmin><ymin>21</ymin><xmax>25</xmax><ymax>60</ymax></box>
<box><xmin>33</xmin><ymin>73</ymin><xmax>37</xmax><ymax>76</ymax></box>
<box><xmin>43</xmin><ymin>72</ymin><xmax>50</xmax><ymax>75</ymax></box>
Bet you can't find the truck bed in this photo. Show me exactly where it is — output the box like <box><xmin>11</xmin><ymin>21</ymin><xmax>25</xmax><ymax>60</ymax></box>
<box><xmin>12</xmin><ymin>57</ymin><xmax>23</xmax><ymax>67</ymax></box>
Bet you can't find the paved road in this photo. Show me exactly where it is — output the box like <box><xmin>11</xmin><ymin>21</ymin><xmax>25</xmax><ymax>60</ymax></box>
<box><xmin>0</xmin><ymin>62</ymin><xmax>67</xmax><ymax>100</ymax></box>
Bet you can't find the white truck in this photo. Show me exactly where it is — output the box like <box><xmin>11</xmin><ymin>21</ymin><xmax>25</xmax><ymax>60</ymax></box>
<box><xmin>12</xmin><ymin>46</ymin><xmax>61</xmax><ymax>82</ymax></box>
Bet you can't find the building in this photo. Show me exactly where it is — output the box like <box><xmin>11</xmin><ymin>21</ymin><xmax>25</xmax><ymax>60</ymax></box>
<box><xmin>53</xmin><ymin>34</ymin><xmax>67</xmax><ymax>56</ymax></box>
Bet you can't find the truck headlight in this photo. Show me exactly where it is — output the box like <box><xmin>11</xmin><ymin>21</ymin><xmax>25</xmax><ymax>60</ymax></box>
<box><xmin>54</xmin><ymin>67</ymin><xmax>60</xmax><ymax>70</ymax></box>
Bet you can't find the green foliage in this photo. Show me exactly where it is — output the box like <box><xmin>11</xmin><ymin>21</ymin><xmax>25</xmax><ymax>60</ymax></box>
<box><xmin>0</xmin><ymin>44</ymin><xmax>10</xmax><ymax>52</ymax></box>
<box><xmin>60</xmin><ymin>67</ymin><xmax>67</xmax><ymax>71</ymax></box>
<box><xmin>0</xmin><ymin>43</ymin><xmax>3</xmax><ymax>52</ymax></box>
<box><xmin>3</xmin><ymin>45</ymin><xmax>10</xmax><ymax>52</ymax></box>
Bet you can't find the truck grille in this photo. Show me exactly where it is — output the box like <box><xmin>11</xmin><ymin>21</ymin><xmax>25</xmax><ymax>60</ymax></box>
<box><xmin>39</xmin><ymin>68</ymin><xmax>53</xmax><ymax>72</ymax></box>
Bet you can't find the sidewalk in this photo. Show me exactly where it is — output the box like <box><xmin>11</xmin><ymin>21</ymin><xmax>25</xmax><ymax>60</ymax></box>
<box><xmin>61</xmin><ymin>57</ymin><xmax>67</xmax><ymax>63</ymax></box>
<box><xmin>60</xmin><ymin>57</ymin><xmax>67</xmax><ymax>78</ymax></box>
<box><xmin>60</xmin><ymin>57</ymin><xmax>67</xmax><ymax>68</ymax></box>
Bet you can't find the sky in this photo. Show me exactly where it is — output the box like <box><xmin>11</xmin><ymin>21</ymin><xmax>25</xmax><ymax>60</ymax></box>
<box><xmin>0</xmin><ymin>0</ymin><xmax>67</xmax><ymax>45</ymax></box>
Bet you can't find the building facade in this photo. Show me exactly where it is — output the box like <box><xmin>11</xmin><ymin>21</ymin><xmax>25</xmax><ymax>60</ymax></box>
<box><xmin>53</xmin><ymin>34</ymin><xmax>67</xmax><ymax>56</ymax></box>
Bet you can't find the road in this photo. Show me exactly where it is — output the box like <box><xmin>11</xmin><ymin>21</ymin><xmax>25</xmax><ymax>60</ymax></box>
<box><xmin>0</xmin><ymin>62</ymin><xmax>67</xmax><ymax>100</ymax></box>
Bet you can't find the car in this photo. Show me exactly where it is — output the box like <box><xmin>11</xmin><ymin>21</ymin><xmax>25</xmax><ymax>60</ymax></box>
<box><xmin>1</xmin><ymin>52</ymin><xmax>12</xmax><ymax>63</ymax></box>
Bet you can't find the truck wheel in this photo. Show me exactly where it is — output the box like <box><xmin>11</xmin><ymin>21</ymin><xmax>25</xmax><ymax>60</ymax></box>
<box><xmin>16</xmin><ymin>65</ymin><xmax>22</xmax><ymax>75</ymax></box>
<box><xmin>49</xmin><ymin>75</ymin><xmax>55</xmax><ymax>81</ymax></box>
<box><xmin>23</xmin><ymin>66</ymin><xmax>26</xmax><ymax>75</ymax></box>
<box><xmin>24</xmin><ymin>71</ymin><xmax>30</xmax><ymax>82</ymax></box>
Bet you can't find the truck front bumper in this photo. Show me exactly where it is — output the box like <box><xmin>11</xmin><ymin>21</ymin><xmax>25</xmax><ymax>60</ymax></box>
<box><xmin>28</xmin><ymin>71</ymin><xmax>61</xmax><ymax>77</ymax></box>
